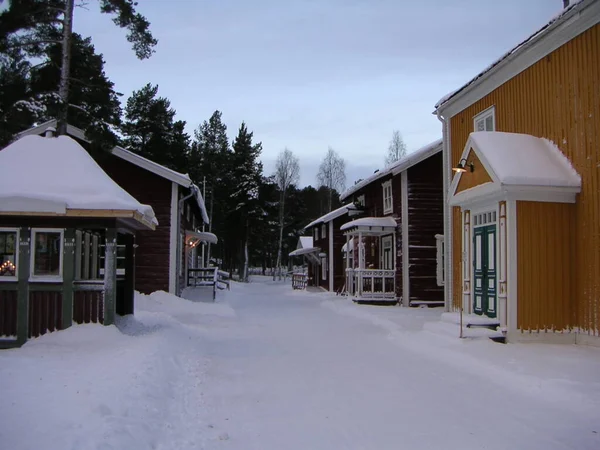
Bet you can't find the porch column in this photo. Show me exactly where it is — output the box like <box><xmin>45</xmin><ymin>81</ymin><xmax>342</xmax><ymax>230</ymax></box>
<box><xmin>62</xmin><ymin>228</ymin><xmax>75</xmax><ymax>329</ymax></box>
<box><xmin>103</xmin><ymin>228</ymin><xmax>117</xmax><ymax>325</ymax></box>
<box><xmin>462</xmin><ymin>210</ymin><xmax>471</xmax><ymax>314</ymax></box>
<box><xmin>16</xmin><ymin>227</ymin><xmax>31</xmax><ymax>346</ymax></box>
<box><xmin>118</xmin><ymin>233</ymin><xmax>135</xmax><ymax>316</ymax></box>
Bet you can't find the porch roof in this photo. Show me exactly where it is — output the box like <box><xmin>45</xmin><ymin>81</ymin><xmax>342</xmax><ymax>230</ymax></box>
<box><xmin>303</xmin><ymin>202</ymin><xmax>355</xmax><ymax>230</ymax></box>
<box><xmin>341</xmin><ymin>217</ymin><xmax>397</xmax><ymax>234</ymax></box>
<box><xmin>450</xmin><ymin>132</ymin><xmax>581</xmax><ymax>206</ymax></box>
<box><xmin>289</xmin><ymin>246</ymin><xmax>320</xmax><ymax>257</ymax></box>
<box><xmin>0</xmin><ymin>133</ymin><xmax>156</xmax><ymax>229</ymax></box>
<box><xmin>341</xmin><ymin>237</ymin><xmax>354</xmax><ymax>252</ymax></box>
<box><xmin>185</xmin><ymin>230</ymin><xmax>218</xmax><ymax>246</ymax></box>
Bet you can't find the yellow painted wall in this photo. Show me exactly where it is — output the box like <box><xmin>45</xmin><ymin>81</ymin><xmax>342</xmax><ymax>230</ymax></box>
<box><xmin>449</xmin><ymin>24</ymin><xmax>600</xmax><ymax>333</ymax></box>
<box><xmin>516</xmin><ymin>201</ymin><xmax>576</xmax><ymax>331</ymax></box>
<box><xmin>455</xmin><ymin>149</ymin><xmax>493</xmax><ymax>194</ymax></box>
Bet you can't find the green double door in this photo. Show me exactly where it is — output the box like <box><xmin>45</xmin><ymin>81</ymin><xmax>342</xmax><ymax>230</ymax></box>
<box><xmin>473</xmin><ymin>225</ymin><xmax>497</xmax><ymax>318</ymax></box>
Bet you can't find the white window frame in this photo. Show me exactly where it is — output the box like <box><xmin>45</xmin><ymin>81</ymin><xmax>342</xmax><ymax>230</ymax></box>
<box><xmin>473</xmin><ymin>106</ymin><xmax>496</xmax><ymax>132</ymax></box>
<box><xmin>314</xmin><ymin>227</ymin><xmax>319</xmax><ymax>241</ymax></box>
<box><xmin>435</xmin><ymin>234</ymin><xmax>445</xmax><ymax>287</ymax></box>
<box><xmin>30</xmin><ymin>228</ymin><xmax>64</xmax><ymax>282</ymax></box>
<box><xmin>321</xmin><ymin>256</ymin><xmax>327</xmax><ymax>280</ymax></box>
<box><xmin>321</xmin><ymin>224</ymin><xmax>327</xmax><ymax>239</ymax></box>
<box><xmin>380</xmin><ymin>235</ymin><xmax>393</xmax><ymax>270</ymax></box>
<box><xmin>0</xmin><ymin>227</ymin><xmax>19</xmax><ymax>282</ymax></box>
<box><xmin>356</xmin><ymin>195</ymin><xmax>365</xmax><ymax>207</ymax></box>
<box><xmin>382</xmin><ymin>180</ymin><xmax>393</xmax><ymax>215</ymax></box>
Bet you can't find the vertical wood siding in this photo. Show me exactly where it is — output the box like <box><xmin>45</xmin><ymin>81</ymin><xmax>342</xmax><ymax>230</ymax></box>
<box><xmin>0</xmin><ymin>289</ymin><xmax>18</xmax><ymax>337</ymax></box>
<box><xmin>517</xmin><ymin>201</ymin><xmax>575</xmax><ymax>331</ymax></box>
<box><xmin>449</xmin><ymin>24</ymin><xmax>600</xmax><ymax>333</ymax></box>
<box><xmin>28</xmin><ymin>291</ymin><xmax>63</xmax><ymax>338</ymax></box>
<box><xmin>332</xmin><ymin>215</ymin><xmax>349</xmax><ymax>292</ymax></box>
<box><xmin>407</xmin><ymin>152</ymin><xmax>444</xmax><ymax>304</ymax></box>
<box><xmin>455</xmin><ymin>150</ymin><xmax>493</xmax><ymax>193</ymax></box>
<box><xmin>73</xmin><ymin>290</ymin><xmax>104</xmax><ymax>324</ymax></box>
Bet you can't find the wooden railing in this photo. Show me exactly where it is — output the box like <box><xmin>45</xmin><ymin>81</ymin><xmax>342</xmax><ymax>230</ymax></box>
<box><xmin>292</xmin><ymin>273</ymin><xmax>308</xmax><ymax>290</ymax></box>
<box><xmin>188</xmin><ymin>267</ymin><xmax>230</xmax><ymax>300</ymax></box>
<box><xmin>346</xmin><ymin>269</ymin><xmax>396</xmax><ymax>301</ymax></box>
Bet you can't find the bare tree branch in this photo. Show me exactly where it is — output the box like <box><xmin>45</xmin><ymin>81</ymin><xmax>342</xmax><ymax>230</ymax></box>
<box><xmin>317</xmin><ymin>147</ymin><xmax>346</xmax><ymax>211</ymax></box>
<box><xmin>385</xmin><ymin>130</ymin><xmax>407</xmax><ymax>166</ymax></box>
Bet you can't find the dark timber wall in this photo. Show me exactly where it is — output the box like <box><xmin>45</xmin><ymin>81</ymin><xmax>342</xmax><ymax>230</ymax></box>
<box><xmin>407</xmin><ymin>152</ymin><xmax>443</xmax><ymax>304</ymax></box>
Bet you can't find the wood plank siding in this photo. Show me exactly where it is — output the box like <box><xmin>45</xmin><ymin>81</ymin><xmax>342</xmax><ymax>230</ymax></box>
<box><xmin>516</xmin><ymin>201</ymin><xmax>576</xmax><ymax>331</ymax></box>
<box><xmin>99</xmin><ymin>157</ymin><xmax>173</xmax><ymax>294</ymax></box>
<box><xmin>455</xmin><ymin>150</ymin><xmax>493</xmax><ymax>194</ymax></box>
<box><xmin>0</xmin><ymin>289</ymin><xmax>18</xmax><ymax>337</ymax></box>
<box><xmin>73</xmin><ymin>290</ymin><xmax>104</xmax><ymax>324</ymax></box>
<box><xmin>407</xmin><ymin>152</ymin><xmax>444</xmax><ymax>304</ymax></box>
<box><xmin>449</xmin><ymin>24</ymin><xmax>600</xmax><ymax>333</ymax></box>
<box><xmin>28</xmin><ymin>290</ymin><xmax>63</xmax><ymax>338</ymax></box>
<box><xmin>332</xmin><ymin>215</ymin><xmax>348</xmax><ymax>292</ymax></box>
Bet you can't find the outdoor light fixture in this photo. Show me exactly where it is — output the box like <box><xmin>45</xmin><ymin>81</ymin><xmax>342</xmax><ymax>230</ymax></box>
<box><xmin>453</xmin><ymin>158</ymin><xmax>475</xmax><ymax>173</ymax></box>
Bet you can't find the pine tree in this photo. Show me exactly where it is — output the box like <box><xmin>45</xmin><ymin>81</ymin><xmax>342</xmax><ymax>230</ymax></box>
<box><xmin>121</xmin><ymin>83</ymin><xmax>190</xmax><ymax>171</ymax></box>
<box><xmin>231</xmin><ymin>122</ymin><xmax>263</xmax><ymax>281</ymax></box>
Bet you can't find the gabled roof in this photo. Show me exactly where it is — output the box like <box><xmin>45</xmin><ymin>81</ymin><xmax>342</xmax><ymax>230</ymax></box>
<box><xmin>435</xmin><ymin>0</ymin><xmax>598</xmax><ymax>115</ymax></box>
<box><xmin>14</xmin><ymin>120</ymin><xmax>209</xmax><ymax>223</ymax></box>
<box><xmin>299</xmin><ymin>236</ymin><xmax>314</xmax><ymax>249</ymax></box>
<box><xmin>0</xmin><ymin>134</ymin><xmax>156</xmax><ymax>228</ymax></box>
<box><xmin>449</xmin><ymin>132</ymin><xmax>581</xmax><ymax>206</ymax></box>
<box><xmin>340</xmin><ymin>217</ymin><xmax>398</xmax><ymax>232</ymax></box>
<box><xmin>304</xmin><ymin>203</ymin><xmax>355</xmax><ymax>230</ymax></box>
<box><xmin>340</xmin><ymin>139</ymin><xmax>442</xmax><ymax>201</ymax></box>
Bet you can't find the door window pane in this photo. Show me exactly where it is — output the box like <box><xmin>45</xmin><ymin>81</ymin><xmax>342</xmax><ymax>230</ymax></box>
<box><xmin>33</xmin><ymin>231</ymin><xmax>62</xmax><ymax>276</ymax></box>
<box><xmin>0</xmin><ymin>231</ymin><xmax>17</xmax><ymax>277</ymax></box>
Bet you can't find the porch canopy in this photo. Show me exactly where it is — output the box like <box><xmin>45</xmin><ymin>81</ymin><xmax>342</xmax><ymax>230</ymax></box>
<box><xmin>449</xmin><ymin>131</ymin><xmax>581</xmax><ymax>206</ymax></box>
<box><xmin>185</xmin><ymin>230</ymin><xmax>218</xmax><ymax>247</ymax></box>
<box><xmin>340</xmin><ymin>217</ymin><xmax>398</xmax><ymax>236</ymax></box>
<box><xmin>289</xmin><ymin>236</ymin><xmax>321</xmax><ymax>264</ymax></box>
<box><xmin>0</xmin><ymin>132</ymin><xmax>157</xmax><ymax>230</ymax></box>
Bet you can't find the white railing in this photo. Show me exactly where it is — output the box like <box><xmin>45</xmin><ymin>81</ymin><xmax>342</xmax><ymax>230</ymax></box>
<box><xmin>346</xmin><ymin>269</ymin><xmax>396</xmax><ymax>300</ymax></box>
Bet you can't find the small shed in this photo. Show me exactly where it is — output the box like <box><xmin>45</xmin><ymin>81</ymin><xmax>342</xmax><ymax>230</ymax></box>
<box><xmin>0</xmin><ymin>130</ymin><xmax>156</xmax><ymax>348</ymax></box>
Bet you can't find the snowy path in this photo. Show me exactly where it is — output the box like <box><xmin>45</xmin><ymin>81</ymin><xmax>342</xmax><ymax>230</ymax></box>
<box><xmin>199</xmin><ymin>279</ymin><xmax>600</xmax><ymax>450</ymax></box>
<box><xmin>1</xmin><ymin>278</ymin><xmax>599</xmax><ymax>450</ymax></box>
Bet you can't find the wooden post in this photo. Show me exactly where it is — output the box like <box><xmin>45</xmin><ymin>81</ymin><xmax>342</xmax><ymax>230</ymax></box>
<box><xmin>16</xmin><ymin>227</ymin><xmax>31</xmax><ymax>346</ymax></box>
<box><xmin>62</xmin><ymin>228</ymin><xmax>75</xmax><ymax>329</ymax></box>
<box><xmin>103</xmin><ymin>228</ymin><xmax>117</xmax><ymax>325</ymax></box>
<box><xmin>119</xmin><ymin>233</ymin><xmax>135</xmax><ymax>316</ymax></box>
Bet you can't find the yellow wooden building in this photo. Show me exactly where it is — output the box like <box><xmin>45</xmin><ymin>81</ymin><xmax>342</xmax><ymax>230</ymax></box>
<box><xmin>434</xmin><ymin>0</ymin><xmax>600</xmax><ymax>344</ymax></box>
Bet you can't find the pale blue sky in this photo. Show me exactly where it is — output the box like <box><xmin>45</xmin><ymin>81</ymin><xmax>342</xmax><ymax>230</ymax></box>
<box><xmin>73</xmin><ymin>0</ymin><xmax>565</xmax><ymax>187</ymax></box>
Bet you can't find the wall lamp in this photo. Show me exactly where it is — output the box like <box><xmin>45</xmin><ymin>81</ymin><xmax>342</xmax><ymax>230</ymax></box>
<box><xmin>452</xmin><ymin>158</ymin><xmax>475</xmax><ymax>173</ymax></box>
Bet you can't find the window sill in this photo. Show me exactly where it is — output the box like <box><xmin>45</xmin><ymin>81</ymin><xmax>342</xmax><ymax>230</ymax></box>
<box><xmin>0</xmin><ymin>278</ymin><xmax>18</xmax><ymax>283</ymax></box>
<box><xmin>28</xmin><ymin>277</ymin><xmax>63</xmax><ymax>283</ymax></box>
<box><xmin>383</xmin><ymin>209</ymin><xmax>393</xmax><ymax>215</ymax></box>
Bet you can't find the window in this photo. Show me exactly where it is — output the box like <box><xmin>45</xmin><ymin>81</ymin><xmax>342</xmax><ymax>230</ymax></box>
<box><xmin>321</xmin><ymin>224</ymin><xmax>327</xmax><ymax>239</ymax></box>
<box><xmin>435</xmin><ymin>234</ymin><xmax>445</xmax><ymax>286</ymax></box>
<box><xmin>0</xmin><ymin>228</ymin><xmax>18</xmax><ymax>280</ymax></box>
<box><xmin>186</xmin><ymin>204</ymin><xmax>191</xmax><ymax>222</ymax></box>
<box><xmin>474</xmin><ymin>106</ymin><xmax>495</xmax><ymax>132</ymax></box>
<box><xmin>321</xmin><ymin>256</ymin><xmax>327</xmax><ymax>280</ymax></box>
<box><xmin>382</xmin><ymin>180</ymin><xmax>393</xmax><ymax>214</ymax></box>
<box><xmin>356</xmin><ymin>195</ymin><xmax>365</xmax><ymax>207</ymax></box>
<box><xmin>31</xmin><ymin>229</ymin><xmax>63</xmax><ymax>280</ymax></box>
<box><xmin>314</xmin><ymin>227</ymin><xmax>319</xmax><ymax>241</ymax></box>
<box><xmin>381</xmin><ymin>236</ymin><xmax>393</xmax><ymax>270</ymax></box>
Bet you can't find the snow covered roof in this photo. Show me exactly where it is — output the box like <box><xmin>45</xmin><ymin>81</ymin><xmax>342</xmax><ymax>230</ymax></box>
<box><xmin>289</xmin><ymin>247</ymin><xmax>320</xmax><ymax>257</ymax></box>
<box><xmin>341</xmin><ymin>237</ymin><xmax>354</xmax><ymax>253</ymax></box>
<box><xmin>435</xmin><ymin>0</ymin><xmax>593</xmax><ymax>112</ymax></box>
<box><xmin>185</xmin><ymin>230</ymin><xmax>218</xmax><ymax>245</ymax></box>
<box><xmin>304</xmin><ymin>203</ymin><xmax>355</xmax><ymax>230</ymax></box>
<box><xmin>340</xmin><ymin>139</ymin><xmax>442</xmax><ymax>201</ymax></box>
<box><xmin>299</xmin><ymin>236</ymin><xmax>313</xmax><ymax>249</ymax></box>
<box><xmin>340</xmin><ymin>217</ymin><xmax>398</xmax><ymax>232</ymax></box>
<box><xmin>15</xmin><ymin>120</ymin><xmax>209</xmax><ymax>224</ymax></box>
<box><xmin>0</xmin><ymin>134</ymin><xmax>156</xmax><ymax>228</ymax></box>
<box><xmin>450</xmin><ymin>132</ymin><xmax>581</xmax><ymax>205</ymax></box>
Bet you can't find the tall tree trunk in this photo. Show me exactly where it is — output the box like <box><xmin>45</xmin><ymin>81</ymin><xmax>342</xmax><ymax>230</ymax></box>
<box><xmin>274</xmin><ymin>190</ymin><xmax>285</xmax><ymax>281</ymax></box>
<box><xmin>57</xmin><ymin>0</ymin><xmax>75</xmax><ymax>135</ymax></box>
<box><xmin>328</xmin><ymin>187</ymin><xmax>332</xmax><ymax>212</ymax></box>
<box><xmin>243</xmin><ymin>227</ymin><xmax>249</xmax><ymax>283</ymax></box>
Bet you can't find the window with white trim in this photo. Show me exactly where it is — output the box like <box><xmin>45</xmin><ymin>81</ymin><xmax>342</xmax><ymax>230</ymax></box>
<box><xmin>0</xmin><ymin>228</ymin><xmax>18</xmax><ymax>280</ymax></box>
<box><xmin>474</xmin><ymin>106</ymin><xmax>495</xmax><ymax>132</ymax></box>
<box><xmin>435</xmin><ymin>234</ymin><xmax>445</xmax><ymax>286</ymax></box>
<box><xmin>321</xmin><ymin>256</ymin><xmax>327</xmax><ymax>280</ymax></box>
<box><xmin>382</xmin><ymin>180</ymin><xmax>393</xmax><ymax>214</ymax></box>
<box><xmin>31</xmin><ymin>229</ymin><xmax>63</xmax><ymax>280</ymax></box>
<box><xmin>321</xmin><ymin>224</ymin><xmax>327</xmax><ymax>239</ymax></box>
<box><xmin>356</xmin><ymin>195</ymin><xmax>365</xmax><ymax>207</ymax></box>
<box><xmin>381</xmin><ymin>236</ymin><xmax>393</xmax><ymax>270</ymax></box>
<box><xmin>314</xmin><ymin>227</ymin><xmax>319</xmax><ymax>241</ymax></box>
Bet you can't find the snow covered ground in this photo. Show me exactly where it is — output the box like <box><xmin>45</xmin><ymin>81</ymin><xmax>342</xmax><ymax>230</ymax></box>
<box><xmin>1</xmin><ymin>277</ymin><xmax>599</xmax><ymax>450</ymax></box>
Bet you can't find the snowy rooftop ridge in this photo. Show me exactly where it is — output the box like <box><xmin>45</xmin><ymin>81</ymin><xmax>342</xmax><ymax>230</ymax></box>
<box><xmin>435</xmin><ymin>0</ymin><xmax>589</xmax><ymax>110</ymax></box>
<box><xmin>340</xmin><ymin>139</ymin><xmax>442</xmax><ymax>201</ymax></box>
<box><xmin>0</xmin><ymin>134</ymin><xmax>157</xmax><ymax>226</ymax></box>
<box><xmin>304</xmin><ymin>202</ymin><xmax>355</xmax><ymax>230</ymax></box>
